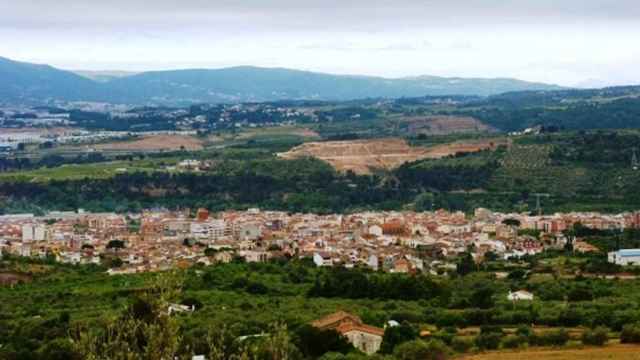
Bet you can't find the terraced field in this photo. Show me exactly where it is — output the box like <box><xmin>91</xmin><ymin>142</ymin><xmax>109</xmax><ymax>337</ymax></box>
<box><xmin>489</xmin><ymin>144</ymin><xmax>592</xmax><ymax>194</ymax></box>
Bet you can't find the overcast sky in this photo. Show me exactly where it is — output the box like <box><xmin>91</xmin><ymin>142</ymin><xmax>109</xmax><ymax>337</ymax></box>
<box><xmin>1</xmin><ymin>0</ymin><xmax>639</xmax><ymax>87</ymax></box>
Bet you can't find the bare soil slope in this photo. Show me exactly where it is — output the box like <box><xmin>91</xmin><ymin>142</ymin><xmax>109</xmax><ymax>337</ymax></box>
<box><xmin>278</xmin><ymin>138</ymin><xmax>503</xmax><ymax>174</ymax></box>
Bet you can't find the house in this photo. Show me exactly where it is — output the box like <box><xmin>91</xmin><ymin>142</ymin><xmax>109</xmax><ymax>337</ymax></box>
<box><xmin>392</xmin><ymin>258</ymin><xmax>411</xmax><ymax>273</ymax></box>
<box><xmin>314</xmin><ymin>252</ymin><xmax>333</xmax><ymax>267</ymax></box>
<box><xmin>507</xmin><ymin>290</ymin><xmax>534</xmax><ymax>301</ymax></box>
<box><xmin>168</xmin><ymin>303</ymin><xmax>195</xmax><ymax>315</ymax></box>
<box><xmin>608</xmin><ymin>249</ymin><xmax>640</xmax><ymax>266</ymax></box>
<box><xmin>368</xmin><ymin>225</ymin><xmax>383</xmax><ymax>237</ymax></box>
<box><xmin>311</xmin><ymin>311</ymin><xmax>384</xmax><ymax>355</ymax></box>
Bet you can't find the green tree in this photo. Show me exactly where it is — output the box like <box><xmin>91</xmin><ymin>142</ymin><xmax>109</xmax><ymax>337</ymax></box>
<box><xmin>106</xmin><ymin>240</ymin><xmax>125</xmax><ymax>252</ymax></box>
<box><xmin>456</xmin><ymin>252</ymin><xmax>476</xmax><ymax>276</ymax></box>
<box><xmin>380</xmin><ymin>322</ymin><xmax>417</xmax><ymax>354</ymax></box>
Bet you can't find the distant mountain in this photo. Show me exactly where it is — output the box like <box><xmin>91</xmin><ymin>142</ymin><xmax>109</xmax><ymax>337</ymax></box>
<box><xmin>0</xmin><ymin>57</ymin><xmax>109</xmax><ymax>103</ymax></box>
<box><xmin>0</xmin><ymin>56</ymin><xmax>566</xmax><ymax>105</ymax></box>
<box><xmin>103</xmin><ymin>66</ymin><xmax>566</xmax><ymax>104</ymax></box>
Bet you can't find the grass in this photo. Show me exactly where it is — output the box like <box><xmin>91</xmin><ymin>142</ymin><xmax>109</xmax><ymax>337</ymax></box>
<box><xmin>0</xmin><ymin>158</ymin><xmax>175</xmax><ymax>182</ymax></box>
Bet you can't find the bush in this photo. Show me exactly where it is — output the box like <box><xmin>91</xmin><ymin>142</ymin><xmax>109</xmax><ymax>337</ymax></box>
<box><xmin>501</xmin><ymin>335</ymin><xmax>527</xmax><ymax>349</ymax></box>
<box><xmin>581</xmin><ymin>326</ymin><xmax>609</xmax><ymax>346</ymax></box>
<box><xmin>451</xmin><ymin>337</ymin><xmax>474</xmax><ymax>353</ymax></box>
<box><xmin>515</xmin><ymin>325</ymin><xmax>533</xmax><ymax>337</ymax></box>
<box><xmin>475</xmin><ymin>332</ymin><xmax>502</xmax><ymax>350</ymax></box>
<box><xmin>532</xmin><ymin>328</ymin><xmax>570</xmax><ymax>346</ymax></box>
<box><xmin>620</xmin><ymin>323</ymin><xmax>640</xmax><ymax>343</ymax></box>
<box><xmin>393</xmin><ymin>339</ymin><xmax>450</xmax><ymax>360</ymax></box>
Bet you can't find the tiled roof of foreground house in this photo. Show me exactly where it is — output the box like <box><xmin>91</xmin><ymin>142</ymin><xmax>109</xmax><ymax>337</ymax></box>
<box><xmin>311</xmin><ymin>311</ymin><xmax>384</xmax><ymax>336</ymax></box>
<box><xmin>311</xmin><ymin>311</ymin><xmax>362</xmax><ymax>329</ymax></box>
<box><xmin>336</xmin><ymin>322</ymin><xmax>385</xmax><ymax>337</ymax></box>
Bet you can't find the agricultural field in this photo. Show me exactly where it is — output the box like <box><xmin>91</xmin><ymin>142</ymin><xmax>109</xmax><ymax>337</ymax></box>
<box><xmin>401</xmin><ymin>115</ymin><xmax>495</xmax><ymax>136</ymax></box>
<box><xmin>458</xmin><ymin>344</ymin><xmax>640</xmax><ymax>360</ymax></box>
<box><xmin>94</xmin><ymin>134</ymin><xmax>204</xmax><ymax>151</ymax></box>
<box><xmin>0</xmin><ymin>158</ymin><xmax>173</xmax><ymax>182</ymax></box>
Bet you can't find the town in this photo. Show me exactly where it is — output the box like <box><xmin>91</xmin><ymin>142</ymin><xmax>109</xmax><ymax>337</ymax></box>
<box><xmin>2</xmin><ymin>207</ymin><xmax>638</xmax><ymax>274</ymax></box>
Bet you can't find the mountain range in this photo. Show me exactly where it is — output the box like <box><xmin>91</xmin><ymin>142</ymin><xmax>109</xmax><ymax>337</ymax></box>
<box><xmin>0</xmin><ymin>56</ymin><xmax>566</xmax><ymax>105</ymax></box>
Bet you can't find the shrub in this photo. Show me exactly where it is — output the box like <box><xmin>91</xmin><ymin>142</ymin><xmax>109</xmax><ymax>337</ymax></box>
<box><xmin>581</xmin><ymin>326</ymin><xmax>609</xmax><ymax>346</ymax></box>
<box><xmin>480</xmin><ymin>325</ymin><xmax>504</xmax><ymax>335</ymax></box>
<box><xmin>501</xmin><ymin>335</ymin><xmax>527</xmax><ymax>349</ymax></box>
<box><xmin>451</xmin><ymin>337</ymin><xmax>474</xmax><ymax>353</ymax></box>
<box><xmin>620</xmin><ymin>323</ymin><xmax>640</xmax><ymax>343</ymax></box>
<box><xmin>475</xmin><ymin>332</ymin><xmax>502</xmax><ymax>350</ymax></box>
<box><xmin>515</xmin><ymin>325</ymin><xmax>533</xmax><ymax>338</ymax></box>
<box><xmin>393</xmin><ymin>339</ymin><xmax>450</xmax><ymax>360</ymax></box>
<box><xmin>532</xmin><ymin>328</ymin><xmax>570</xmax><ymax>346</ymax></box>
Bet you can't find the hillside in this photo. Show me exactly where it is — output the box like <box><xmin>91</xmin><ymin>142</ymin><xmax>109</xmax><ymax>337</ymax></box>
<box><xmin>0</xmin><ymin>56</ymin><xmax>564</xmax><ymax>105</ymax></box>
<box><xmin>0</xmin><ymin>57</ymin><xmax>109</xmax><ymax>103</ymax></box>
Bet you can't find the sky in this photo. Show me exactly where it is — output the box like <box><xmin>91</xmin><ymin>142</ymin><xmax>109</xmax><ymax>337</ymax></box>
<box><xmin>1</xmin><ymin>0</ymin><xmax>639</xmax><ymax>87</ymax></box>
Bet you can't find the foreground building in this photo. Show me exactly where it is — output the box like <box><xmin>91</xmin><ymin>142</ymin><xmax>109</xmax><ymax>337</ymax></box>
<box><xmin>311</xmin><ymin>311</ymin><xmax>384</xmax><ymax>355</ymax></box>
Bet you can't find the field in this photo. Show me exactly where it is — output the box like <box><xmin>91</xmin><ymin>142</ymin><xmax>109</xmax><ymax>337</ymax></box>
<box><xmin>278</xmin><ymin>138</ymin><xmax>506</xmax><ymax>174</ymax></box>
<box><xmin>0</xmin><ymin>159</ymin><xmax>171</xmax><ymax>182</ymax></box>
<box><xmin>95</xmin><ymin>134</ymin><xmax>204</xmax><ymax>151</ymax></box>
<box><xmin>403</xmin><ymin>115</ymin><xmax>495</xmax><ymax>135</ymax></box>
<box><xmin>458</xmin><ymin>344</ymin><xmax>640</xmax><ymax>360</ymax></box>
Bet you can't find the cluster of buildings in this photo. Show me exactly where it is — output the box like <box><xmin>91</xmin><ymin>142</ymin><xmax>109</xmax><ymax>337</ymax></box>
<box><xmin>1</xmin><ymin>207</ymin><xmax>639</xmax><ymax>274</ymax></box>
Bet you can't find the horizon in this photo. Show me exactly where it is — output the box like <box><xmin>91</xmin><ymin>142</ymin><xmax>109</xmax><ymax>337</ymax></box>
<box><xmin>5</xmin><ymin>54</ymin><xmax>639</xmax><ymax>89</ymax></box>
<box><xmin>2</xmin><ymin>0</ymin><xmax>639</xmax><ymax>88</ymax></box>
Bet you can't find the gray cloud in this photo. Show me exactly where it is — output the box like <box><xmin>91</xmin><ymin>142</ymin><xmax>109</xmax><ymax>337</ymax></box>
<box><xmin>2</xmin><ymin>0</ymin><xmax>639</xmax><ymax>30</ymax></box>
<box><xmin>0</xmin><ymin>0</ymin><xmax>639</xmax><ymax>86</ymax></box>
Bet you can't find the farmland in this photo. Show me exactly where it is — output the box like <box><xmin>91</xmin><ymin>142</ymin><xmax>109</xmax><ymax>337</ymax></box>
<box><xmin>95</xmin><ymin>134</ymin><xmax>204</xmax><ymax>151</ymax></box>
<box><xmin>459</xmin><ymin>344</ymin><xmax>640</xmax><ymax>360</ymax></box>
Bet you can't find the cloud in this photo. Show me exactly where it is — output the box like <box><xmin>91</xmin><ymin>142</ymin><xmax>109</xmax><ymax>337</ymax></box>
<box><xmin>0</xmin><ymin>0</ymin><xmax>639</xmax><ymax>86</ymax></box>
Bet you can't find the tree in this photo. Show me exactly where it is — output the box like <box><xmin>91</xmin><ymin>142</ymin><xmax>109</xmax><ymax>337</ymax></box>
<box><xmin>380</xmin><ymin>322</ymin><xmax>417</xmax><ymax>354</ymax></box>
<box><xmin>106</xmin><ymin>240</ymin><xmax>125</xmax><ymax>252</ymax></box>
<box><xmin>456</xmin><ymin>252</ymin><xmax>476</xmax><ymax>276</ymax></box>
<box><xmin>582</xmin><ymin>326</ymin><xmax>609</xmax><ymax>346</ymax></box>
<box><xmin>484</xmin><ymin>251</ymin><xmax>499</xmax><ymax>262</ymax></box>
<box><xmin>471</xmin><ymin>286</ymin><xmax>495</xmax><ymax>309</ymax></box>
<box><xmin>502</xmin><ymin>218</ymin><xmax>521</xmax><ymax>227</ymax></box>
<box><xmin>71</xmin><ymin>272</ymin><xmax>184</xmax><ymax>359</ymax></box>
<box><xmin>620</xmin><ymin>324</ymin><xmax>640</xmax><ymax>343</ymax></box>
<box><xmin>294</xmin><ymin>325</ymin><xmax>352</xmax><ymax>358</ymax></box>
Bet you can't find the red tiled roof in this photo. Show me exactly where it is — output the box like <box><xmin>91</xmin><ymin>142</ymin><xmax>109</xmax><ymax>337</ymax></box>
<box><xmin>336</xmin><ymin>322</ymin><xmax>384</xmax><ymax>337</ymax></box>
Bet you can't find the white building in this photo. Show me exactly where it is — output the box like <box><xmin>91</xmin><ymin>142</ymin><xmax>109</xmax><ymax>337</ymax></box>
<box><xmin>22</xmin><ymin>224</ymin><xmax>46</xmax><ymax>242</ymax></box>
<box><xmin>608</xmin><ymin>249</ymin><xmax>640</xmax><ymax>266</ymax></box>
<box><xmin>313</xmin><ymin>252</ymin><xmax>333</xmax><ymax>267</ymax></box>
<box><xmin>507</xmin><ymin>290</ymin><xmax>534</xmax><ymax>301</ymax></box>
<box><xmin>190</xmin><ymin>220</ymin><xmax>226</xmax><ymax>242</ymax></box>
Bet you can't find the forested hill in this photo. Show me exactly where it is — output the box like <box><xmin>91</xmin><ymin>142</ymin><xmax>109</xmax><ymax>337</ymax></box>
<box><xmin>0</xmin><ymin>56</ymin><xmax>564</xmax><ymax>105</ymax></box>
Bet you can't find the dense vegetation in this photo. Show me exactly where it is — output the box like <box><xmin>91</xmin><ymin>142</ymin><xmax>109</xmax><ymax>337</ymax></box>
<box><xmin>2</xmin><ymin>131</ymin><xmax>640</xmax><ymax>215</ymax></box>
<box><xmin>2</xmin><ymin>246</ymin><xmax>640</xmax><ymax>359</ymax></box>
